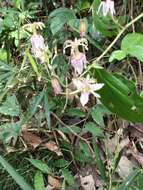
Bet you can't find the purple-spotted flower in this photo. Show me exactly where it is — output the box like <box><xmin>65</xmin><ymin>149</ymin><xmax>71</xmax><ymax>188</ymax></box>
<box><xmin>30</xmin><ymin>34</ymin><xmax>47</xmax><ymax>63</ymax></box>
<box><xmin>72</xmin><ymin>75</ymin><xmax>104</xmax><ymax>106</ymax></box>
<box><xmin>97</xmin><ymin>0</ymin><xmax>115</xmax><ymax>16</ymax></box>
<box><xmin>70</xmin><ymin>52</ymin><xmax>87</xmax><ymax>75</ymax></box>
<box><xmin>63</xmin><ymin>38</ymin><xmax>88</xmax><ymax>75</ymax></box>
<box><xmin>51</xmin><ymin>78</ymin><xmax>62</xmax><ymax>96</ymax></box>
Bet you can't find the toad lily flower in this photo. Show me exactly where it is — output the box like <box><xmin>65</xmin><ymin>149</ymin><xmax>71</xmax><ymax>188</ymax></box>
<box><xmin>97</xmin><ymin>0</ymin><xmax>115</xmax><ymax>17</ymax></box>
<box><xmin>30</xmin><ymin>34</ymin><xmax>48</xmax><ymax>63</ymax></box>
<box><xmin>71</xmin><ymin>51</ymin><xmax>87</xmax><ymax>75</ymax></box>
<box><xmin>72</xmin><ymin>76</ymin><xmax>104</xmax><ymax>106</ymax></box>
<box><xmin>63</xmin><ymin>38</ymin><xmax>88</xmax><ymax>75</ymax></box>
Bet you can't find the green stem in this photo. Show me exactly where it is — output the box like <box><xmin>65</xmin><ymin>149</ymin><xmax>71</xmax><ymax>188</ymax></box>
<box><xmin>83</xmin><ymin>12</ymin><xmax>143</xmax><ymax>75</ymax></box>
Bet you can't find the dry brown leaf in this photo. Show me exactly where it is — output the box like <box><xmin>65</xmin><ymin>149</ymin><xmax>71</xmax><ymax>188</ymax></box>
<box><xmin>42</xmin><ymin>140</ymin><xmax>63</xmax><ymax>156</ymax></box>
<box><xmin>80</xmin><ymin>175</ymin><xmax>96</xmax><ymax>190</ymax></box>
<box><xmin>48</xmin><ymin>175</ymin><xmax>62</xmax><ymax>189</ymax></box>
<box><xmin>117</xmin><ymin>156</ymin><xmax>134</xmax><ymax>178</ymax></box>
<box><xmin>22</xmin><ymin>132</ymin><xmax>42</xmax><ymax>149</ymax></box>
<box><xmin>131</xmin><ymin>151</ymin><xmax>143</xmax><ymax>167</ymax></box>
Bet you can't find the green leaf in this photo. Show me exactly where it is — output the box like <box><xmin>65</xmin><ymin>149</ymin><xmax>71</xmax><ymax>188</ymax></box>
<box><xmin>62</xmin><ymin>169</ymin><xmax>75</xmax><ymax>186</ymax></box>
<box><xmin>95</xmin><ymin>68</ymin><xmax>143</xmax><ymax>123</ymax></box>
<box><xmin>27</xmin><ymin>52</ymin><xmax>40</xmax><ymax>77</ymax></box>
<box><xmin>93</xmin><ymin>139</ymin><xmax>107</xmax><ymax>181</ymax></box>
<box><xmin>74</xmin><ymin>140</ymin><xmax>93</xmax><ymax>163</ymax></box>
<box><xmin>54</xmin><ymin>159</ymin><xmax>68</xmax><ymax>168</ymax></box>
<box><xmin>0</xmin><ymin>155</ymin><xmax>33</xmax><ymax>190</ymax></box>
<box><xmin>28</xmin><ymin>159</ymin><xmax>52</xmax><ymax>174</ymax></box>
<box><xmin>0</xmin><ymin>49</ymin><xmax>8</xmax><ymax>62</ymax></box>
<box><xmin>29</xmin><ymin>90</ymin><xmax>44</xmax><ymax>118</ymax></box>
<box><xmin>12</xmin><ymin>0</ymin><xmax>22</xmax><ymax>9</ymax></box>
<box><xmin>138</xmin><ymin>171</ymin><xmax>143</xmax><ymax>190</ymax></box>
<box><xmin>0</xmin><ymin>95</ymin><xmax>20</xmax><ymax>116</ymax></box>
<box><xmin>44</xmin><ymin>90</ymin><xmax>51</xmax><ymax>128</ymax></box>
<box><xmin>0</xmin><ymin>122</ymin><xmax>21</xmax><ymax>144</ymax></box>
<box><xmin>84</xmin><ymin>122</ymin><xmax>104</xmax><ymax>137</ymax></box>
<box><xmin>49</xmin><ymin>8</ymin><xmax>76</xmax><ymax>35</ymax></box>
<box><xmin>121</xmin><ymin>33</ymin><xmax>143</xmax><ymax>62</ymax></box>
<box><xmin>0</xmin><ymin>61</ymin><xmax>13</xmax><ymax>71</ymax></box>
<box><xmin>50</xmin><ymin>17</ymin><xmax>65</xmax><ymax>35</ymax></box>
<box><xmin>109</xmin><ymin>50</ymin><xmax>127</xmax><ymax>62</ymax></box>
<box><xmin>34</xmin><ymin>171</ymin><xmax>44</xmax><ymax>190</ymax></box>
<box><xmin>117</xmin><ymin>169</ymin><xmax>141</xmax><ymax>190</ymax></box>
<box><xmin>67</xmin><ymin>108</ymin><xmax>86</xmax><ymax>118</ymax></box>
<box><xmin>92</xmin><ymin>0</ymin><xmax>118</xmax><ymax>37</ymax></box>
<box><xmin>91</xmin><ymin>104</ymin><xmax>111</xmax><ymax>127</ymax></box>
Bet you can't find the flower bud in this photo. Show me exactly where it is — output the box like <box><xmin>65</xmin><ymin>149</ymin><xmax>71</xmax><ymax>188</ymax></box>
<box><xmin>51</xmin><ymin>78</ymin><xmax>62</xmax><ymax>96</ymax></box>
<box><xmin>79</xmin><ymin>20</ymin><xmax>86</xmax><ymax>38</ymax></box>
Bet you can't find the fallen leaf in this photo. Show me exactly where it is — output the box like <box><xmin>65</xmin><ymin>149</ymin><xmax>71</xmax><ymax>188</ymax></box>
<box><xmin>80</xmin><ymin>175</ymin><xmax>96</xmax><ymax>190</ymax></box>
<box><xmin>42</xmin><ymin>140</ymin><xmax>62</xmax><ymax>156</ymax></box>
<box><xmin>131</xmin><ymin>151</ymin><xmax>143</xmax><ymax>167</ymax></box>
<box><xmin>48</xmin><ymin>175</ymin><xmax>62</xmax><ymax>189</ymax></box>
<box><xmin>22</xmin><ymin>132</ymin><xmax>42</xmax><ymax>149</ymax></box>
<box><xmin>117</xmin><ymin>156</ymin><xmax>134</xmax><ymax>178</ymax></box>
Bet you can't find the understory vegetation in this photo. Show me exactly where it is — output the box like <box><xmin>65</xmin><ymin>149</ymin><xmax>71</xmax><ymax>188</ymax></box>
<box><xmin>0</xmin><ymin>0</ymin><xmax>143</xmax><ymax>190</ymax></box>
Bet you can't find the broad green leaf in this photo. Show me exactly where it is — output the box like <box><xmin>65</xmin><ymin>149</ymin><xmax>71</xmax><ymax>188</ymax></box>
<box><xmin>58</xmin><ymin>125</ymin><xmax>82</xmax><ymax>134</ymax></box>
<box><xmin>0</xmin><ymin>155</ymin><xmax>33</xmax><ymax>190</ymax></box>
<box><xmin>109</xmin><ymin>50</ymin><xmax>127</xmax><ymax>62</ymax></box>
<box><xmin>121</xmin><ymin>33</ymin><xmax>143</xmax><ymax>62</ymax></box>
<box><xmin>84</xmin><ymin>122</ymin><xmax>104</xmax><ymax>137</ymax></box>
<box><xmin>28</xmin><ymin>159</ymin><xmax>52</xmax><ymax>174</ymax></box>
<box><xmin>93</xmin><ymin>139</ymin><xmax>107</xmax><ymax>181</ymax></box>
<box><xmin>12</xmin><ymin>0</ymin><xmax>22</xmax><ymax>9</ymax></box>
<box><xmin>74</xmin><ymin>140</ymin><xmax>93</xmax><ymax>163</ymax></box>
<box><xmin>0</xmin><ymin>49</ymin><xmax>8</xmax><ymax>62</ymax></box>
<box><xmin>67</xmin><ymin>108</ymin><xmax>86</xmax><ymax>118</ymax></box>
<box><xmin>0</xmin><ymin>95</ymin><xmax>20</xmax><ymax>116</ymax></box>
<box><xmin>62</xmin><ymin>169</ymin><xmax>75</xmax><ymax>186</ymax></box>
<box><xmin>49</xmin><ymin>8</ymin><xmax>76</xmax><ymax>35</ymax></box>
<box><xmin>117</xmin><ymin>169</ymin><xmax>141</xmax><ymax>190</ymax></box>
<box><xmin>91</xmin><ymin>104</ymin><xmax>111</xmax><ymax>127</ymax></box>
<box><xmin>50</xmin><ymin>17</ymin><xmax>65</xmax><ymax>35</ymax></box>
<box><xmin>54</xmin><ymin>159</ymin><xmax>68</xmax><ymax>168</ymax></box>
<box><xmin>0</xmin><ymin>122</ymin><xmax>21</xmax><ymax>144</ymax></box>
<box><xmin>34</xmin><ymin>171</ymin><xmax>44</xmax><ymax>190</ymax></box>
<box><xmin>95</xmin><ymin>68</ymin><xmax>143</xmax><ymax>123</ymax></box>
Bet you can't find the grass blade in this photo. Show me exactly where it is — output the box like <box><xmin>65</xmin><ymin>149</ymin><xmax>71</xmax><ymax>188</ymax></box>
<box><xmin>117</xmin><ymin>169</ymin><xmax>141</xmax><ymax>190</ymax></box>
<box><xmin>44</xmin><ymin>89</ymin><xmax>51</xmax><ymax>128</ymax></box>
<box><xmin>93</xmin><ymin>139</ymin><xmax>107</xmax><ymax>181</ymax></box>
<box><xmin>0</xmin><ymin>155</ymin><xmax>33</xmax><ymax>190</ymax></box>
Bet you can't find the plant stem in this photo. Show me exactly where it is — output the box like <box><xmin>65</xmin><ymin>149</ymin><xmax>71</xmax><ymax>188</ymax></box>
<box><xmin>83</xmin><ymin>12</ymin><xmax>143</xmax><ymax>75</ymax></box>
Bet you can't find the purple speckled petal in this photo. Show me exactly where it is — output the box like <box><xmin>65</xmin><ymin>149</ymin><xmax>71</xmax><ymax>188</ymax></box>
<box><xmin>71</xmin><ymin>53</ymin><xmax>87</xmax><ymax>75</ymax></box>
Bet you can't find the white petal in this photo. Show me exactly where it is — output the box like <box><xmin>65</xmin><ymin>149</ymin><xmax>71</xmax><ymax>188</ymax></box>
<box><xmin>92</xmin><ymin>83</ymin><xmax>104</xmax><ymax>91</ymax></box>
<box><xmin>97</xmin><ymin>2</ymin><xmax>103</xmax><ymax>15</ymax></box>
<box><xmin>72</xmin><ymin>78</ymin><xmax>83</xmax><ymax>90</ymax></box>
<box><xmin>80</xmin><ymin>92</ymin><xmax>90</xmax><ymax>106</ymax></box>
<box><xmin>92</xmin><ymin>92</ymin><xmax>101</xmax><ymax>98</ymax></box>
